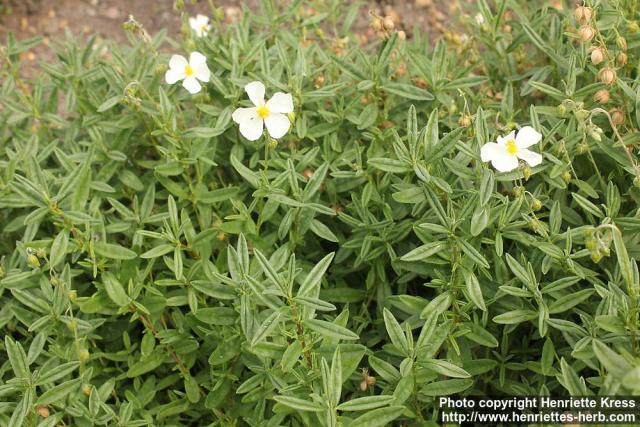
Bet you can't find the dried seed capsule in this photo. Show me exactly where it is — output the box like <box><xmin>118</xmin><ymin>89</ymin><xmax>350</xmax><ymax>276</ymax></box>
<box><xmin>594</xmin><ymin>89</ymin><xmax>610</xmax><ymax>104</ymax></box>
<box><xmin>383</xmin><ymin>17</ymin><xmax>395</xmax><ymax>31</ymax></box>
<box><xmin>616</xmin><ymin>52</ymin><xmax>628</xmax><ymax>66</ymax></box>
<box><xmin>589</xmin><ymin>47</ymin><xmax>605</xmax><ymax>64</ymax></box>
<box><xmin>598</xmin><ymin>67</ymin><xmax>617</xmax><ymax>85</ymax></box>
<box><xmin>359</xmin><ymin>380</ymin><xmax>368</xmax><ymax>391</ymax></box>
<box><xmin>574</xmin><ymin>6</ymin><xmax>592</xmax><ymax>24</ymax></box>
<box><xmin>578</xmin><ymin>25</ymin><xmax>595</xmax><ymax>42</ymax></box>
<box><xmin>610</xmin><ymin>108</ymin><xmax>625</xmax><ymax>125</ymax></box>
<box><xmin>37</xmin><ymin>406</ymin><xmax>50</xmax><ymax>418</ymax></box>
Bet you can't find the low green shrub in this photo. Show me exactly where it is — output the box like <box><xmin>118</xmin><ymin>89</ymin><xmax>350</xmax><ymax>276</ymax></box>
<box><xmin>1</xmin><ymin>0</ymin><xmax>639</xmax><ymax>425</ymax></box>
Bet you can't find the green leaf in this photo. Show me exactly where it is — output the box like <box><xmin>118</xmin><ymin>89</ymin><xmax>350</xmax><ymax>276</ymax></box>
<box><xmin>383</xmin><ymin>82</ymin><xmax>434</xmax><ymax>100</ymax></box>
<box><xmin>251</xmin><ymin>311</ymin><xmax>281</xmax><ymax>346</ymax></box>
<box><xmin>463</xmin><ymin>270</ymin><xmax>486</xmax><ymax>311</ymax></box>
<box><xmin>37</xmin><ymin>378</ymin><xmax>81</xmax><ymax>405</ymax></box>
<box><xmin>421</xmin><ymin>359</ymin><xmax>471</xmax><ymax>378</ymax></box>
<box><xmin>350</xmin><ymin>406</ymin><xmax>406</xmax><ymax>427</ymax></box>
<box><xmin>274</xmin><ymin>395</ymin><xmax>324</xmax><ymax>412</ymax></box>
<box><xmin>383</xmin><ymin>308</ymin><xmax>410</xmax><ymax>356</ymax></box>
<box><xmin>401</xmin><ymin>242</ymin><xmax>446</xmax><ymax>262</ymax></box>
<box><xmin>298</xmin><ymin>252</ymin><xmax>335</xmax><ymax>297</ymax></box>
<box><xmin>102</xmin><ymin>273</ymin><xmax>131</xmax><ymax>307</ymax></box>
<box><xmin>304</xmin><ymin>319</ymin><xmax>359</xmax><ymax>340</ymax></box>
<box><xmin>93</xmin><ymin>242</ymin><xmax>137</xmax><ymax>260</ymax></box>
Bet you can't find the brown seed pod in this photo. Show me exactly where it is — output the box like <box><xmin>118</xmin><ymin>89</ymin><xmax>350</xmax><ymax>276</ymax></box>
<box><xmin>359</xmin><ymin>380</ymin><xmax>368</xmax><ymax>391</ymax></box>
<box><xmin>598</xmin><ymin>67</ymin><xmax>617</xmax><ymax>85</ymax></box>
<box><xmin>37</xmin><ymin>406</ymin><xmax>50</xmax><ymax>418</ymax></box>
<box><xmin>573</xmin><ymin>6</ymin><xmax>592</xmax><ymax>24</ymax></box>
<box><xmin>589</xmin><ymin>46</ymin><xmax>605</xmax><ymax>65</ymax></box>
<box><xmin>383</xmin><ymin>17</ymin><xmax>395</xmax><ymax>31</ymax></box>
<box><xmin>302</xmin><ymin>169</ymin><xmax>314</xmax><ymax>179</ymax></box>
<box><xmin>578</xmin><ymin>25</ymin><xmax>595</xmax><ymax>42</ymax></box>
<box><xmin>594</xmin><ymin>89</ymin><xmax>610</xmax><ymax>104</ymax></box>
<box><xmin>610</xmin><ymin>108</ymin><xmax>625</xmax><ymax>125</ymax></box>
<box><xmin>616</xmin><ymin>52</ymin><xmax>628</xmax><ymax>66</ymax></box>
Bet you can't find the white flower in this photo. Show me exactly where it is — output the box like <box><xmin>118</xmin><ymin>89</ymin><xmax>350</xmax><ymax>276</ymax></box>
<box><xmin>480</xmin><ymin>126</ymin><xmax>543</xmax><ymax>172</ymax></box>
<box><xmin>474</xmin><ymin>13</ymin><xmax>485</xmax><ymax>25</ymax></box>
<box><xmin>189</xmin><ymin>14</ymin><xmax>211</xmax><ymax>37</ymax></box>
<box><xmin>232</xmin><ymin>81</ymin><xmax>294</xmax><ymax>141</ymax></box>
<box><xmin>165</xmin><ymin>52</ymin><xmax>210</xmax><ymax>94</ymax></box>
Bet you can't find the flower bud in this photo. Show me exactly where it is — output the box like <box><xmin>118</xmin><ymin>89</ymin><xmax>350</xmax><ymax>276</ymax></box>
<box><xmin>37</xmin><ymin>405</ymin><xmax>50</xmax><ymax>418</ymax></box>
<box><xmin>589</xmin><ymin>47</ymin><xmax>605</xmax><ymax>64</ymax></box>
<box><xmin>313</xmin><ymin>75</ymin><xmax>324</xmax><ymax>89</ymax></box>
<box><xmin>522</xmin><ymin>166</ymin><xmax>533</xmax><ymax>181</ymax></box>
<box><xmin>578</xmin><ymin>25</ymin><xmax>595</xmax><ymax>42</ymax></box>
<box><xmin>458</xmin><ymin>115</ymin><xmax>472</xmax><ymax>127</ymax></box>
<box><xmin>574</xmin><ymin>6</ymin><xmax>592</xmax><ymax>24</ymax></box>
<box><xmin>616</xmin><ymin>36</ymin><xmax>627</xmax><ymax>50</ymax></box>
<box><xmin>67</xmin><ymin>319</ymin><xmax>77</xmax><ymax>332</ymax></box>
<box><xmin>397</xmin><ymin>30</ymin><xmax>406</xmax><ymax>41</ymax></box>
<box><xmin>628</xmin><ymin>21</ymin><xmax>640</xmax><ymax>33</ymax></box>
<box><xmin>82</xmin><ymin>384</ymin><xmax>93</xmax><ymax>396</ymax></box>
<box><xmin>68</xmin><ymin>290</ymin><xmax>77</xmax><ymax>302</ymax></box>
<box><xmin>616</xmin><ymin>52</ymin><xmax>628</xmax><ymax>66</ymax></box>
<box><xmin>634</xmin><ymin>175</ymin><xmax>640</xmax><ymax>188</ymax></box>
<box><xmin>598</xmin><ymin>67</ymin><xmax>616</xmax><ymax>85</ymax></box>
<box><xmin>585</xmin><ymin>238</ymin><xmax>597</xmax><ymax>251</ymax></box>
<box><xmin>531</xmin><ymin>199</ymin><xmax>543</xmax><ymax>211</ymax></box>
<box><xmin>575</xmin><ymin>109</ymin><xmax>589</xmax><ymax>120</ymax></box>
<box><xmin>217</xmin><ymin>232</ymin><xmax>227</xmax><ymax>241</ymax></box>
<box><xmin>287</xmin><ymin>112</ymin><xmax>296</xmax><ymax>124</ymax></box>
<box><xmin>36</xmin><ymin>248</ymin><xmax>46</xmax><ymax>258</ymax></box>
<box><xmin>27</xmin><ymin>254</ymin><xmax>40</xmax><ymax>269</ymax></box>
<box><xmin>562</xmin><ymin>171</ymin><xmax>572</xmax><ymax>184</ymax></box>
<box><xmin>594</xmin><ymin>89</ymin><xmax>610</xmax><ymax>104</ymax></box>
<box><xmin>371</xmin><ymin>17</ymin><xmax>383</xmax><ymax>31</ymax></box>
<box><xmin>513</xmin><ymin>186</ymin><xmax>525</xmax><ymax>198</ymax></box>
<box><xmin>557</xmin><ymin>104</ymin><xmax>567</xmax><ymax>116</ymax></box>
<box><xmin>79</xmin><ymin>349</ymin><xmax>90</xmax><ymax>363</ymax></box>
<box><xmin>590</xmin><ymin>251</ymin><xmax>603</xmax><ymax>263</ymax></box>
<box><xmin>610</xmin><ymin>108</ymin><xmax>625</xmax><ymax>125</ymax></box>
<box><xmin>578</xmin><ymin>142</ymin><xmax>590</xmax><ymax>154</ymax></box>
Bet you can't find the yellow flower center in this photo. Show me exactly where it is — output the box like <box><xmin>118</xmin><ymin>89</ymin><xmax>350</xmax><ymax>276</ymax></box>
<box><xmin>256</xmin><ymin>105</ymin><xmax>270</xmax><ymax>119</ymax></box>
<box><xmin>201</xmin><ymin>24</ymin><xmax>208</xmax><ymax>32</ymax></box>
<box><xmin>505</xmin><ymin>139</ymin><xmax>518</xmax><ymax>155</ymax></box>
<box><xmin>184</xmin><ymin>65</ymin><xmax>194</xmax><ymax>76</ymax></box>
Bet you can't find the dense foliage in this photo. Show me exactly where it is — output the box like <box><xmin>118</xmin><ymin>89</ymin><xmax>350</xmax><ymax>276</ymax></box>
<box><xmin>1</xmin><ymin>0</ymin><xmax>640</xmax><ymax>425</ymax></box>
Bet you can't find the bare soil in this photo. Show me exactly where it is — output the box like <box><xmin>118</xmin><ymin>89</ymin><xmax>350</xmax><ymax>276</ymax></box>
<box><xmin>1</xmin><ymin>0</ymin><xmax>456</xmax><ymax>74</ymax></box>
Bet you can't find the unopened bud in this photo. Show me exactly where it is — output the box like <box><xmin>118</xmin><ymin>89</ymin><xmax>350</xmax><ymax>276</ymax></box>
<box><xmin>578</xmin><ymin>142</ymin><xmax>590</xmax><ymax>154</ymax></box>
<box><xmin>628</xmin><ymin>21</ymin><xmax>640</xmax><ymax>33</ymax></box>
<box><xmin>68</xmin><ymin>290</ymin><xmax>77</xmax><ymax>302</ymax></box>
<box><xmin>557</xmin><ymin>104</ymin><xmax>567</xmax><ymax>116</ymax></box>
<box><xmin>27</xmin><ymin>254</ymin><xmax>40</xmax><ymax>269</ymax></box>
<box><xmin>287</xmin><ymin>111</ymin><xmax>296</xmax><ymax>123</ymax></box>
<box><xmin>67</xmin><ymin>319</ymin><xmax>77</xmax><ymax>332</ymax></box>
<box><xmin>82</xmin><ymin>384</ymin><xmax>93</xmax><ymax>396</ymax></box>
<box><xmin>574</xmin><ymin>6</ymin><xmax>592</xmax><ymax>24</ymax></box>
<box><xmin>610</xmin><ymin>108</ymin><xmax>625</xmax><ymax>125</ymax></box>
<box><xmin>598</xmin><ymin>67</ymin><xmax>617</xmax><ymax>85</ymax></box>
<box><xmin>522</xmin><ymin>166</ymin><xmax>533</xmax><ymax>181</ymax></box>
<box><xmin>578</xmin><ymin>25</ymin><xmax>595</xmax><ymax>42</ymax></box>
<box><xmin>217</xmin><ymin>232</ymin><xmax>226</xmax><ymax>241</ymax></box>
<box><xmin>589</xmin><ymin>47</ymin><xmax>605</xmax><ymax>65</ymax></box>
<box><xmin>458</xmin><ymin>115</ymin><xmax>472</xmax><ymax>127</ymax></box>
<box><xmin>513</xmin><ymin>186</ymin><xmax>525</xmax><ymax>198</ymax></box>
<box><xmin>562</xmin><ymin>171</ymin><xmax>572</xmax><ymax>184</ymax></box>
<box><xmin>616</xmin><ymin>36</ymin><xmax>627</xmax><ymax>50</ymax></box>
<box><xmin>634</xmin><ymin>175</ymin><xmax>640</xmax><ymax>188</ymax></box>
<box><xmin>590</xmin><ymin>251</ymin><xmax>603</xmax><ymax>263</ymax></box>
<box><xmin>594</xmin><ymin>89</ymin><xmax>610</xmax><ymax>104</ymax></box>
<box><xmin>531</xmin><ymin>199</ymin><xmax>543</xmax><ymax>211</ymax></box>
<box><xmin>79</xmin><ymin>349</ymin><xmax>90</xmax><ymax>363</ymax></box>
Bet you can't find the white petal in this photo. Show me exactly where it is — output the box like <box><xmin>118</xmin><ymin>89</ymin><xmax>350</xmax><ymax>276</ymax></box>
<box><xmin>264</xmin><ymin>113</ymin><xmax>291</xmax><ymax>139</ymax></box>
<box><xmin>165</xmin><ymin>68</ymin><xmax>185</xmax><ymax>84</ymax></box>
<box><xmin>182</xmin><ymin>76</ymin><xmax>202</xmax><ymax>94</ymax></box>
<box><xmin>188</xmin><ymin>17</ymin><xmax>199</xmax><ymax>30</ymax></box>
<box><xmin>491</xmin><ymin>153</ymin><xmax>519</xmax><ymax>172</ymax></box>
<box><xmin>196</xmin><ymin>14</ymin><xmax>209</xmax><ymax>25</ymax></box>
<box><xmin>266</xmin><ymin>92</ymin><xmax>293</xmax><ymax>113</ymax></box>
<box><xmin>245</xmin><ymin>81</ymin><xmax>265</xmax><ymax>107</ymax></box>
<box><xmin>496</xmin><ymin>130</ymin><xmax>516</xmax><ymax>147</ymax></box>
<box><xmin>517</xmin><ymin>148</ymin><xmax>543</xmax><ymax>167</ymax></box>
<box><xmin>480</xmin><ymin>142</ymin><xmax>501</xmax><ymax>162</ymax></box>
<box><xmin>232</xmin><ymin>107</ymin><xmax>258</xmax><ymax>124</ymax></box>
<box><xmin>515</xmin><ymin>126</ymin><xmax>542</xmax><ymax>148</ymax></box>
<box><xmin>193</xmin><ymin>62</ymin><xmax>210</xmax><ymax>82</ymax></box>
<box><xmin>189</xmin><ymin>52</ymin><xmax>207</xmax><ymax>67</ymax></box>
<box><xmin>169</xmin><ymin>54</ymin><xmax>188</xmax><ymax>71</ymax></box>
<box><xmin>239</xmin><ymin>117</ymin><xmax>264</xmax><ymax>141</ymax></box>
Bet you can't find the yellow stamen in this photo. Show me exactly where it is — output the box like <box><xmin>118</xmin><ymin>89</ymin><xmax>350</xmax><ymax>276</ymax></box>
<box><xmin>184</xmin><ymin>65</ymin><xmax>194</xmax><ymax>76</ymax></box>
<box><xmin>256</xmin><ymin>105</ymin><xmax>270</xmax><ymax>119</ymax></box>
<box><xmin>505</xmin><ymin>139</ymin><xmax>518</xmax><ymax>155</ymax></box>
